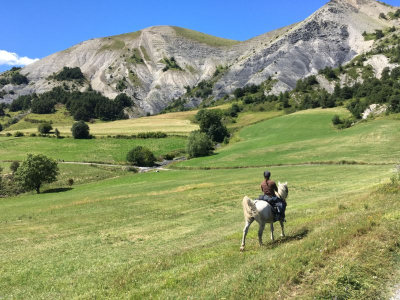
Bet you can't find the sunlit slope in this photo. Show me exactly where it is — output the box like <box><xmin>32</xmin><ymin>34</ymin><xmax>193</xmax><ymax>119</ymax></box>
<box><xmin>176</xmin><ymin>108</ymin><xmax>400</xmax><ymax>168</ymax></box>
<box><xmin>0</xmin><ymin>165</ymin><xmax>397</xmax><ymax>299</ymax></box>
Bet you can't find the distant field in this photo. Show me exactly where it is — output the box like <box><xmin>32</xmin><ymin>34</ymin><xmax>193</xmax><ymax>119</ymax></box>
<box><xmin>176</xmin><ymin>108</ymin><xmax>400</xmax><ymax>168</ymax></box>
<box><xmin>0</xmin><ymin>136</ymin><xmax>186</xmax><ymax>163</ymax></box>
<box><xmin>0</xmin><ymin>165</ymin><xmax>398</xmax><ymax>299</ymax></box>
<box><xmin>4</xmin><ymin>110</ymin><xmax>198</xmax><ymax>136</ymax></box>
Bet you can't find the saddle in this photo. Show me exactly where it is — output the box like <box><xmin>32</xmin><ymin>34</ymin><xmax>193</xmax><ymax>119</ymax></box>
<box><xmin>258</xmin><ymin>195</ymin><xmax>286</xmax><ymax>221</ymax></box>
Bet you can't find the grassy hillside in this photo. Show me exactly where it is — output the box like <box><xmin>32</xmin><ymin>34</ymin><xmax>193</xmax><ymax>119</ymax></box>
<box><xmin>176</xmin><ymin>108</ymin><xmax>400</xmax><ymax>168</ymax></box>
<box><xmin>0</xmin><ymin>136</ymin><xmax>186</xmax><ymax>163</ymax></box>
<box><xmin>1</xmin><ymin>103</ymin><xmax>399</xmax><ymax>298</ymax></box>
<box><xmin>0</xmin><ymin>165</ymin><xmax>398</xmax><ymax>299</ymax></box>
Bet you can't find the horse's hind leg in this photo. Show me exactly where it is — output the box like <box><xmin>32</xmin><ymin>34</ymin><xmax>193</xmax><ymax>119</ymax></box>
<box><xmin>258</xmin><ymin>222</ymin><xmax>266</xmax><ymax>246</ymax></box>
<box><xmin>279</xmin><ymin>220</ymin><xmax>285</xmax><ymax>237</ymax></box>
<box><xmin>270</xmin><ymin>223</ymin><xmax>275</xmax><ymax>242</ymax></box>
<box><xmin>240</xmin><ymin>219</ymin><xmax>254</xmax><ymax>252</ymax></box>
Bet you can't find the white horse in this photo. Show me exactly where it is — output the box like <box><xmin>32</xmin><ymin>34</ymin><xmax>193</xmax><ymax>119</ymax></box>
<box><xmin>240</xmin><ymin>182</ymin><xmax>289</xmax><ymax>252</ymax></box>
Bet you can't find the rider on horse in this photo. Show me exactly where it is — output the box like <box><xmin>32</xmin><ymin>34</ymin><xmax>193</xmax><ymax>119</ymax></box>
<box><xmin>259</xmin><ymin>170</ymin><xmax>286</xmax><ymax>221</ymax></box>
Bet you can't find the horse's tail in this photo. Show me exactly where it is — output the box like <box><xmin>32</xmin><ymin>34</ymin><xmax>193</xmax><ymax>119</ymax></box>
<box><xmin>242</xmin><ymin>196</ymin><xmax>258</xmax><ymax>220</ymax></box>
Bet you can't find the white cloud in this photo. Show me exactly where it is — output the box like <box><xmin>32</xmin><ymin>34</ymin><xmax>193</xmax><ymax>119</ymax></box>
<box><xmin>0</xmin><ymin>50</ymin><xmax>40</xmax><ymax>66</ymax></box>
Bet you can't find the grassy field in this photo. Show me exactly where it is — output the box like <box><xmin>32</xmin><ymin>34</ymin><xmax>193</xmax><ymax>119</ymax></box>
<box><xmin>3</xmin><ymin>109</ymin><xmax>198</xmax><ymax>137</ymax></box>
<box><xmin>176</xmin><ymin>108</ymin><xmax>400</xmax><ymax>168</ymax></box>
<box><xmin>1</xmin><ymin>106</ymin><xmax>399</xmax><ymax>299</ymax></box>
<box><xmin>0</xmin><ymin>136</ymin><xmax>186</xmax><ymax>163</ymax></box>
<box><xmin>0</xmin><ymin>165</ymin><xmax>399</xmax><ymax>299</ymax></box>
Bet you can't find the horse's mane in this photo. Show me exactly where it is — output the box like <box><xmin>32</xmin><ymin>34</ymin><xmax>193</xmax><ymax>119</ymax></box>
<box><xmin>276</xmin><ymin>182</ymin><xmax>289</xmax><ymax>200</ymax></box>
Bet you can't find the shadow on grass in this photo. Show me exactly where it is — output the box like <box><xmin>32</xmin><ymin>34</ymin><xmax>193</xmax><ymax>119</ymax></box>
<box><xmin>263</xmin><ymin>227</ymin><xmax>310</xmax><ymax>250</ymax></box>
<box><xmin>43</xmin><ymin>187</ymin><xmax>73</xmax><ymax>194</ymax></box>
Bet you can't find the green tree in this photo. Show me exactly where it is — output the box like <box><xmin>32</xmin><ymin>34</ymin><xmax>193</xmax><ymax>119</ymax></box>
<box><xmin>186</xmin><ymin>131</ymin><xmax>213</xmax><ymax>158</ymax></box>
<box><xmin>54</xmin><ymin>128</ymin><xmax>60</xmax><ymax>138</ymax></box>
<box><xmin>14</xmin><ymin>154</ymin><xmax>59</xmax><ymax>193</ymax></box>
<box><xmin>38</xmin><ymin>123</ymin><xmax>53</xmax><ymax>134</ymax></box>
<box><xmin>71</xmin><ymin>121</ymin><xmax>90</xmax><ymax>139</ymax></box>
<box><xmin>195</xmin><ymin>109</ymin><xmax>229</xmax><ymax>143</ymax></box>
<box><xmin>126</xmin><ymin>146</ymin><xmax>156</xmax><ymax>167</ymax></box>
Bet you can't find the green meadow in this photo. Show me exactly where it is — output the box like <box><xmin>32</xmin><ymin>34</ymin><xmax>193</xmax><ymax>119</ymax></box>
<box><xmin>176</xmin><ymin>108</ymin><xmax>400</xmax><ymax>168</ymax></box>
<box><xmin>0</xmin><ymin>136</ymin><xmax>186</xmax><ymax>163</ymax></box>
<box><xmin>1</xmin><ymin>107</ymin><xmax>399</xmax><ymax>299</ymax></box>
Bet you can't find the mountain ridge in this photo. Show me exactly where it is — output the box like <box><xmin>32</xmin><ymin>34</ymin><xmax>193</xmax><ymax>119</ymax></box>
<box><xmin>0</xmin><ymin>0</ymin><xmax>398</xmax><ymax>115</ymax></box>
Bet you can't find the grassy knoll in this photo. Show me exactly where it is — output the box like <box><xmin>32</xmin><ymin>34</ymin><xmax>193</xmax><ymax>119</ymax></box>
<box><xmin>0</xmin><ymin>165</ymin><xmax>398</xmax><ymax>299</ymax></box>
<box><xmin>173</xmin><ymin>26</ymin><xmax>241</xmax><ymax>47</ymax></box>
<box><xmin>176</xmin><ymin>108</ymin><xmax>400</xmax><ymax>168</ymax></box>
<box><xmin>0</xmin><ymin>136</ymin><xmax>186</xmax><ymax>163</ymax></box>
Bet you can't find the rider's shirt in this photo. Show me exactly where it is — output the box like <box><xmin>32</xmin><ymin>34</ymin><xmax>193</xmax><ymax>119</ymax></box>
<box><xmin>261</xmin><ymin>179</ymin><xmax>278</xmax><ymax>197</ymax></box>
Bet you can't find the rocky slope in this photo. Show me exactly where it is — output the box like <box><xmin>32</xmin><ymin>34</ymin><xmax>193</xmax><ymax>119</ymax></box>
<box><xmin>0</xmin><ymin>0</ymin><xmax>398</xmax><ymax>114</ymax></box>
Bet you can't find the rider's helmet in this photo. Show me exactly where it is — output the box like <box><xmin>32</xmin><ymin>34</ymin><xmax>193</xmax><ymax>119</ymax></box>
<box><xmin>263</xmin><ymin>170</ymin><xmax>271</xmax><ymax>179</ymax></box>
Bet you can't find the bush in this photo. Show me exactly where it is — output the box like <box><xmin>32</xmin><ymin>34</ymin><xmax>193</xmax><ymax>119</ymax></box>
<box><xmin>71</xmin><ymin>121</ymin><xmax>90</xmax><ymax>139</ymax></box>
<box><xmin>38</xmin><ymin>123</ymin><xmax>53</xmax><ymax>134</ymax></box>
<box><xmin>53</xmin><ymin>67</ymin><xmax>85</xmax><ymax>81</ymax></box>
<box><xmin>332</xmin><ymin>115</ymin><xmax>342</xmax><ymax>125</ymax></box>
<box><xmin>10</xmin><ymin>73</ymin><xmax>29</xmax><ymax>85</ymax></box>
<box><xmin>186</xmin><ymin>131</ymin><xmax>214</xmax><ymax>158</ymax></box>
<box><xmin>126</xmin><ymin>146</ymin><xmax>156</xmax><ymax>167</ymax></box>
<box><xmin>14</xmin><ymin>132</ymin><xmax>24</xmax><ymax>137</ymax></box>
<box><xmin>67</xmin><ymin>178</ymin><xmax>74</xmax><ymax>186</ymax></box>
<box><xmin>14</xmin><ymin>154</ymin><xmax>59</xmax><ymax>193</ymax></box>
<box><xmin>10</xmin><ymin>161</ymin><xmax>20</xmax><ymax>174</ymax></box>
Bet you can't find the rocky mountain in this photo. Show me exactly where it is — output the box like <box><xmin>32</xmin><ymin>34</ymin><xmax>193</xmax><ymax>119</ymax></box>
<box><xmin>0</xmin><ymin>0</ymin><xmax>398</xmax><ymax>115</ymax></box>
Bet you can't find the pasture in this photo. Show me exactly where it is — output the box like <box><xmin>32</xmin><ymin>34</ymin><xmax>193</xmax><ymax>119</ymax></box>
<box><xmin>0</xmin><ymin>136</ymin><xmax>186</xmax><ymax>163</ymax></box>
<box><xmin>0</xmin><ymin>165</ymin><xmax>399</xmax><ymax>299</ymax></box>
<box><xmin>0</xmin><ymin>107</ymin><xmax>399</xmax><ymax>299</ymax></box>
<box><xmin>176</xmin><ymin>108</ymin><xmax>400</xmax><ymax>168</ymax></box>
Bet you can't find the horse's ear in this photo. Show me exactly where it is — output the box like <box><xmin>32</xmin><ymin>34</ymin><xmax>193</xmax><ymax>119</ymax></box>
<box><xmin>285</xmin><ymin>181</ymin><xmax>288</xmax><ymax>185</ymax></box>
<box><xmin>278</xmin><ymin>181</ymin><xmax>281</xmax><ymax>185</ymax></box>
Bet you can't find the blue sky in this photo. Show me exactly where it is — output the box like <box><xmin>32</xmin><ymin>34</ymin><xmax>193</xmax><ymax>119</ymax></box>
<box><xmin>1</xmin><ymin>0</ymin><xmax>400</xmax><ymax>72</ymax></box>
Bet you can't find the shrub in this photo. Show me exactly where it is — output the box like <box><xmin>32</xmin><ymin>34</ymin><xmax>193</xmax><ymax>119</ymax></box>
<box><xmin>67</xmin><ymin>178</ymin><xmax>74</xmax><ymax>186</ymax></box>
<box><xmin>38</xmin><ymin>123</ymin><xmax>53</xmax><ymax>134</ymax></box>
<box><xmin>6</xmin><ymin>133</ymin><xmax>12</xmax><ymax>137</ymax></box>
<box><xmin>332</xmin><ymin>115</ymin><xmax>342</xmax><ymax>125</ymax></box>
<box><xmin>126</xmin><ymin>146</ymin><xmax>156</xmax><ymax>167</ymax></box>
<box><xmin>10</xmin><ymin>73</ymin><xmax>29</xmax><ymax>85</ymax></box>
<box><xmin>10</xmin><ymin>161</ymin><xmax>20</xmax><ymax>174</ymax></box>
<box><xmin>30</xmin><ymin>133</ymin><xmax>37</xmax><ymax>137</ymax></box>
<box><xmin>14</xmin><ymin>132</ymin><xmax>24</xmax><ymax>137</ymax></box>
<box><xmin>186</xmin><ymin>131</ymin><xmax>214</xmax><ymax>158</ymax></box>
<box><xmin>71</xmin><ymin>121</ymin><xmax>90</xmax><ymax>139</ymax></box>
<box><xmin>14</xmin><ymin>154</ymin><xmax>59</xmax><ymax>193</ymax></box>
<box><xmin>0</xmin><ymin>123</ymin><xmax>2</xmax><ymax>132</ymax></box>
<box><xmin>53</xmin><ymin>67</ymin><xmax>85</xmax><ymax>81</ymax></box>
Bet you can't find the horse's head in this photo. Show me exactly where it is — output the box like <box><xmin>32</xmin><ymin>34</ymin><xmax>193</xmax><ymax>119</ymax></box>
<box><xmin>277</xmin><ymin>181</ymin><xmax>289</xmax><ymax>200</ymax></box>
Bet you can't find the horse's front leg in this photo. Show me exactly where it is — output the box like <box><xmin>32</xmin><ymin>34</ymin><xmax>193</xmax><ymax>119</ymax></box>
<box><xmin>240</xmin><ymin>219</ymin><xmax>253</xmax><ymax>252</ymax></box>
<box><xmin>258</xmin><ymin>222</ymin><xmax>265</xmax><ymax>246</ymax></box>
<box><xmin>279</xmin><ymin>219</ymin><xmax>285</xmax><ymax>237</ymax></box>
<box><xmin>270</xmin><ymin>223</ymin><xmax>275</xmax><ymax>242</ymax></box>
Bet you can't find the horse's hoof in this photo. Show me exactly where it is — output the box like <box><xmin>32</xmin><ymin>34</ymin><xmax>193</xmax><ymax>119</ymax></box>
<box><xmin>240</xmin><ymin>247</ymin><xmax>245</xmax><ymax>252</ymax></box>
